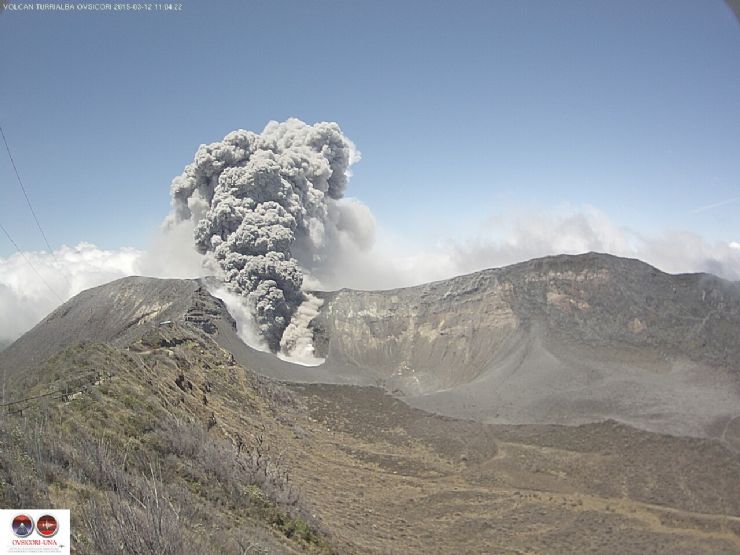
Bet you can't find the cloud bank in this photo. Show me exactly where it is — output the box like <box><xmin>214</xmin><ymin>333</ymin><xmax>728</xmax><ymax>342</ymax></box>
<box><xmin>450</xmin><ymin>207</ymin><xmax>740</xmax><ymax>282</ymax></box>
<box><xmin>328</xmin><ymin>206</ymin><xmax>740</xmax><ymax>291</ymax></box>
<box><xmin>2</xmin><ymin>120</ymin><xmax>738</xmax><ymax>354</ymax></box>
<box><xmin>3</xmin><ymin>204</ymin><xmax>738</xmax><ymax>350</ymax></box>
<box><xmin>0</xmin><ymin>243</ymin><xmax>142</xmax><ymax>346</ymax></box>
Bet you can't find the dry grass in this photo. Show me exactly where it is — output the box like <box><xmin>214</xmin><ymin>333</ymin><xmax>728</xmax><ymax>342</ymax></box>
<box><xmin>2</xmin><ymin>325</ymin><xmax>739</xmax><ymax>554</ymax></box>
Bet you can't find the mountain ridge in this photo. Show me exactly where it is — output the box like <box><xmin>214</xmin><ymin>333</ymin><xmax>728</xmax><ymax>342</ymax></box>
<box><xmin>2</xmin><ymin>252</ymin><xmax>739</xmax><ymax>443</ymax></box>
<box><xmin>2</xmin><ymin>251</ymin><xmax>740</xmax><ymax>553</ymax></box>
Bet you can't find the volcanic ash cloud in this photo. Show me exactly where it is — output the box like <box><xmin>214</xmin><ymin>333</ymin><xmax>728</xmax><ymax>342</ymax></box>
<box><xmin>167</xmin><ymin>118</ymin><xmax>364</xmax><ymax>352</ymax></box>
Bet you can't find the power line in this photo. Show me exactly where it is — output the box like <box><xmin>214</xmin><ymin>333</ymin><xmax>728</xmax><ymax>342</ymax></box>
<box><xmin>0</xmin><ymin>123</ymin><xmax>70</xmax><ymax>286</ymax></box>
<box><xmin>0</xmin><ymin>220</ymin><xmax>63</xmax><ymax>303</ymax></box>
<box><xmin>1</xmin><ymin>389</ymin><xmax>60</xmax><ymax>408</ymax></box>
<box><xmin>1</xmin><ymin>370</ymin><xmax>109</xmax><ymax>417</ymax></box>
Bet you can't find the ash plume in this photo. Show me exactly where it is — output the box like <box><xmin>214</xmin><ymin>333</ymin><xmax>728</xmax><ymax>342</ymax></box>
<box><xmin>167</xmin><ymin>118</ymin><xmax>361</xmax><ymax>352</ymax></box>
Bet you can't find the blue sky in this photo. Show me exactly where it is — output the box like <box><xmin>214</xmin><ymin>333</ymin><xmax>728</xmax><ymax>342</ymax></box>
<box><xmin>1</xmin><ymin>0</ymin><xmax>739</xmax><ymax>259</ymax></box>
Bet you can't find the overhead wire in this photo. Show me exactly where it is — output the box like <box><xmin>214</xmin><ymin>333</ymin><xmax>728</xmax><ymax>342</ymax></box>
<box><xmin>0</xmin><ymin>122</ymin><xmax>71</xmax><ymax>287</ymax></box>
<box><xmin>0</xmin><ymin>123</ymin><xmax>68</xmax><ymax>410</ymax></box>
<box><xmin>0</xmin><ymin>220</ymin><xmax>64</xmax><ymax>302</ymax></box>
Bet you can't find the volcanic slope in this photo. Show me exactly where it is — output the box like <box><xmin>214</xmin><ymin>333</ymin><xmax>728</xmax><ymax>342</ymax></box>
<box><xmin>310</xmin><ymin>252</ymin><xmax>740</xmax><ymax>442</ymax></box>
<box><xmin>1</xmin><ymin>269</ymin><xmax>739</xmax><ymax>554</ymax></box>
<box><xmin>3</xmin><ymin>252</ymin><xmax>740</xmax><ymax>445</ymax></box>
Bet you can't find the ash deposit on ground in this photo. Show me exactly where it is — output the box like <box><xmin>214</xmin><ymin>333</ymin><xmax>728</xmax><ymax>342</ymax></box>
<box><xmin>2</xmin><ymin>253</ymin><xmax>739</xmax><ymax>554</ymax></box>
<box><xmin>2</xmin><ymin>121</ymin><xmax>739</xmax><ymax>554</ymax></box>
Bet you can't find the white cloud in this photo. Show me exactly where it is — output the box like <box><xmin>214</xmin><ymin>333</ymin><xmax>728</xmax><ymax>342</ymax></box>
<box><xmin>2</xmin><ymin>204</ymin><xmax>738</xmax><ymax>348</ymax></box>
<box><xmin>0</xmin><ymin>242</ymin><xmax>143</xmax><ymax>344</ymax></box>
<box><xmin>0</xmin><ymin>223</ymin><xmax>208</xmax><ymax>347</ymax></box>
<box><xmin>447</xmin><ymin>206</ymin><xmax>740</xmax><ymax>282</ymax></box>
<box><xmin>309</xmin><ymin>205</ymin><xmax>740</xmax><ymax>291</ymax></box>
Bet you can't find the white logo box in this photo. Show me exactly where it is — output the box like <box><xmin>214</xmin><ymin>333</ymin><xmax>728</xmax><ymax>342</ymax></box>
<box><xmin>0</xmin><ymin>510</ymin><xmax>70</xmax><ymax>555</ymax></box>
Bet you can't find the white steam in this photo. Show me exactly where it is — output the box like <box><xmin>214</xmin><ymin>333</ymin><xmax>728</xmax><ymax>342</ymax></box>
<box><xmin>205</xmin><ymin>283</ymin><xmax>270</xmax><ymax>353</ymax></box>
<box><xmin>138</xmin><ymin>218</ymin><xmax>205</xmax><ymax>279</ymax></box>
<box><xmin>2</xmin><ymin>203</ymin><xmax>739</xmax><ymax>352</ymax></box>
<box><xmin>2</xmin><ymin>120</ymin><xmax>739</xmax><ymax>359</ymax></box>
<box><xmin>166</xmin><ymin>118</ymin><xmax>366</xmax><ymax>353</ymax></box>
<box><xmin>279</xmin><ymin>205</ymin><xmax>740</xmax><ymax>292</ymax></box>
<box><xmin>278</xmin><ymin>293</ymin><xmax>325</xmax><ymax>366</ymax></box>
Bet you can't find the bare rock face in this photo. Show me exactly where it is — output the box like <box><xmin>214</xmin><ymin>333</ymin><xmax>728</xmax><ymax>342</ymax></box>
<box><xmin>2</xmin><ymin>252</ymin><xmax>739</xmax><ymax>442</ymax></box>
<box><xmin>313</xmin><ymin>274</ymin><xmax>520</xmax><ymax>394</ymax></box>
<box><xmin>315</xmin><ymin>253</ymin><xmax>740</xmax><ymax>390</ymax></box>
<box><xmin>312</xmin><ymin>253</ymin><xmax>740</xmax><ymax>440</ymax></box>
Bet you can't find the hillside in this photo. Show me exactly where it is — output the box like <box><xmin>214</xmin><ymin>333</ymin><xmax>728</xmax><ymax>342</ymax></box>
<box><xmin>0</xmin><ymin>324</ymin><xmax>328</xmax><ymax>553</ymax></box>
<box><xmin>0</xmin><ymin>277</ymin><xmax>212</xmax><ymax>377</ymax></box>
<box><xmin>3</xmin><ymin>253</ymin><xmax>740</xmax><ymax>444</ymax></box>
<box><xmin>2</xmin><ymin>303</ymin><xmax>739</xmax><ymax>553</ymax></box>
<box><xmin>312</xmin><ymin>252</ymin><xmax>740</xmax><ymax>439</ymax></box>
<box><xmin>316</xmin><ymin>253</ymin><xmax>740</xmax><ymax>386</ymax></box>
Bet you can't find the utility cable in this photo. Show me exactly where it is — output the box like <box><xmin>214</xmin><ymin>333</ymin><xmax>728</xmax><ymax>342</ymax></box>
<box><xmin>0</xmin><ymin>123</ymin><xmax>71</xmax><ymax>286</ymax></box>
<box><xmin>0</xmin><ymin>220</ymin><xmax>63</xmax><ymax>302</ymax></box>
